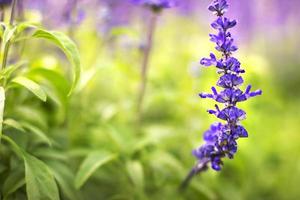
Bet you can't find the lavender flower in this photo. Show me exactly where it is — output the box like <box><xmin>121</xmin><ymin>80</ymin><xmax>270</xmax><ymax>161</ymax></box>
<box><xmin>193</xmin><ymin>0</ymin><xmax>262</xmax><ymax>172</ymax></box>
<box><xmin>23</xmin><ymin>0</ymin><xmax>87</xmax><ymax>28</ymax></box>
<box><xmin>0</xmin><ymin>0</ymin><xmax>11</xmax><ymax>6</ymax></box>
<box><xmin>131</xmin><ymin>0</ymin><xmax>177</xmax><ymax>12</ymax></box>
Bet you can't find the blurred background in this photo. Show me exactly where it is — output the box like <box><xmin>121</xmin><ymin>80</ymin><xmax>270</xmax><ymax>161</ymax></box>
<box><xmin>4</xmin><ymin>0</ymin><xmax>300</xmax><ymax>199</ymax></box>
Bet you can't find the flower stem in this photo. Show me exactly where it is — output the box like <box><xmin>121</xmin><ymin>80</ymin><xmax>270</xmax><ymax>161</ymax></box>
<box><xmin>1</xmin><ymin>0</ymin><xmax>17</xmax><ymax>70</ymax></box>
<box><xmin>9</xmin><ymin>0</ymin><xmax>17</xmax><ymax>25</ymax></box>
<box><xmin>0</xmin><ymin>5</ymin><xmax>4</xmax><ymax>22</ymax></box>
<box><xmin>0</xmin><ymin>5</ymin><xmax>4</xmax><ymax>50</ymax></box>
<box><xmin>137</xmin><ymin>12</ymin><xmax>157</xmax><ymax>123</ymax></box>
<box><xmin>68</xmin><ymin>0</ymin><xmax>78</xmax><ymax>38</ymax></box>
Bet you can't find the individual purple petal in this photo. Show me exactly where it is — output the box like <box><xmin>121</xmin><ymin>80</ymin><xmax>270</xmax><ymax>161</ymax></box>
<box><xmin>217</xmin><ymin>107</ymin><xmax>246</xmax><ymax>122</ymax></box>
<box><xmin>216</xmin><ymin>88</ymin><xmax>246</xmax><ymax>104</ymax></box>
<box><xmin>199</xmin><ymin>93</ymin><xmax>214</xmax><ymax>98</ymax></box>
<box><xmin>208</xmin><ymin>109</ymin><xmax>217</xmax><ymax>114</ymax></box>
<box><xmin>200</xmin><ymin>53</ymin><xmax>217</xmax><ymax>66</ymax></box>
<box><xmin>249</xmin><ymin>90</ymin><xmax>262</xmax><ymax>97</ymax></box>
<box><xmin>233</xmin><ymin>125</ymin><xmax>248</xmax><ymax>138</ymax></box>
<box><xmin>245</xmin><ymin>85</ymin><xmax>252</xmax><ymax>94</ymax></box>
<box><xmin>216</xmin><ymin>38</ymin><xmax>238</xmax><ymax>53</ymax></box>
<box><xmin>225</xmin><ymin>57</ymin><xmax>242</xmax><ymax>72</ymax></box>
<box><xmin>217</xmin><ymin>74</ymin><xmax>244</xmax><ymax>88</ymax></box>
<box><xmin>192</xmin><ymin>145</ymin><xmax>215</xmax><ymax>159</ymax></box>
<box><xmin>211</xmin><ymin>87</ymin><xmax>218</xmax><ymax>95</ymax></box>
<box><xmin>211</xmin><ymin>156</ymin><xmax>223</xmax><ymax>170</ymax></box>
<box><xmin>211</xmin><ymin>17</ymin><xmax>237</xmax><ymax>30</ymax></box>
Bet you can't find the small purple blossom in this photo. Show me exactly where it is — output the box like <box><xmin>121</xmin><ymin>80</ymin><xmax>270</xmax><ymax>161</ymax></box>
<box><xmin>131</xmin><ymin>0</ymin><xmax>177</xmax><ymax>11</ymax></box>
<box><xmin>192</xmin><ymin>0</ymin><xmax>262</xmax><ymax>172</ymax></box>
<box><xmin>208</xmin><ymin>0</ymin><xmax>228</xmax><ymax>16</ymax></box>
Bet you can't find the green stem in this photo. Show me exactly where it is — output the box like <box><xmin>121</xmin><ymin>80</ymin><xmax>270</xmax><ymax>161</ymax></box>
<box><xmin>1</xmin><ymin>0</ymin><xmax>17</xmax><ymax>70</ymax></box>
<box><xmin>137</xmin><ymin>12</ymin><xmax>158</xmax><ymax>124</ymax></box>
<box><xmin>0</xmin><ymin>5</ymin><xmax>4</xmax><ymax>50</ymax></box>
<box><xmin>2</xmin><ymin>43</ymin><xmax>10</xmax><ymax>70</ymax></box>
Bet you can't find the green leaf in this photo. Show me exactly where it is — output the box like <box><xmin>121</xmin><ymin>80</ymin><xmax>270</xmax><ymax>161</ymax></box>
<box><xmin>16</xmin><ymin>22</ymin><xmax>37</xmax><ymax>34</ymax></box>
<box><xmin>28</xmin><ymin>67</ymin><xmax>70</xmax><ymax>97</ymax></box>
<box><xmin>0</xmin><ymin>87</ymin><xmax>5</xmax><ymax>142</ymax></box>
<box><xmin>1</xmin><ymin>135</ymin><xmax>23</xmax><ymax>158</ymax></box>
<box><xmin>0</xmin><ymin>61</ymin><xmax>27</xmax><ymax>80</ymax></box>
<box><xmin>76</xmin><ymin>67</ymin><xmax>98</xmax><ymax>92</ymax></box>
<box><xmin>1</xmin><ymin>25</ymin><xmax>16</xmax><ymax>52</ymax></box>
<box><xmin>47</xmin><ymin>161</ymin><xmax>82</xmax><ymax>200</ymax></box>
<box><xmin>2</xmin><ymin>135</ymin><xmax>60</xmax><ymax>200</ymax></box>
<box><xmin>33</xmin><ymin>29</ymin><xmax>81</xmax><ymax>95</ymax></box>
<box><xmin>126</xmin><ymin>161</ymin><xmax>144</xmax><ymax>191</ymax></box>
<box><xmin>3</xmin><ymin>118</ymin><xmax>25</xmax><ymax>132</ymax></box>
<box><xmin>14</xmin><ymin>106</ymin><xmax>47</xmax><ymax>129</ymax></box>
<box><xmin>75</xmin><ymin>151</ymin><xmax>117</xmax><ymax>189</ymax></box>
<box><xmin>21</xmin><ymin>122</ymin><xmax>52</xmax><ymax>146</ymax></box>
<box><xmin>2</xmin><ymin>166</ymin><xmax>25</xmax><ymax>198</ymax></box>
<box><xmin>3</xmin><ymin>119</ymin><xmax>52</xmax><ymax>146</ymax></box>
<box><xmin>12</xmin><ymin>76</ymin><xmax>47</xmax><ymax>102</ymax></box>
<box><xmin>34</xmin><ymin>148</ymin><xmax>67</xmax><ymax>161</ymax></box>
<box><xmin>24</xmin><ymin>153</ymin><xmax>59</xmax><ymax>200</ymax></box>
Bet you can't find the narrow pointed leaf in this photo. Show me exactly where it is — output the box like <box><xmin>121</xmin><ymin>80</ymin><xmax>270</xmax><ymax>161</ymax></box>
<box><xmin>126</xmin><ymin>161</ymin><xmax>144</xmax><ymax>191</ymax></box>
<box><xmin>12</xmin><ymin>76</ymin><xmax>47</xmax><ymax>102</ymax></box>
<box><xmin>75</xmin><ymin>151</ymin><xmax>117</xmax><ymax>189</ymax></box>
<box><xmin>2</xmin><ymin>135</ymin><xmax>59</xmax><ymax>200</ymax></box>
<box><xmin>21</xmin><ymin>122</ymin><xmax>52</xmax><ymax>146</ymax></box>
<box><xmin>3</xmin><ymin>118</ymin><xmax>25</xmax><ymax>132</ymax></box>
<box><xmin>24</xmin><ymin>153</ymin><xmax>59</xmax><ymax>200</ymax></box>
<box><xmin>2</xmin><ymin>166</ymin><xmax>25</xmax><ymax>198</ymax></box>
<box><xmin>33</xmin><ymin>29</ymin><xmax>81</xmax><ymax>95</ymax></box>
<box><xmin>47</xmin><ymin>161</ymin><xmax>82</xmax><ymax>200</ymax></box>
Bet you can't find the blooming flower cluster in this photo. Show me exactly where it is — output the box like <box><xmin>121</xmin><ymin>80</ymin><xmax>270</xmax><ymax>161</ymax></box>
<box><xmin>192</xmin><ymin>0</ymin><xmax>262</xmax><ymax>171</ymax></box>
<box><xmin>131</xmin><ymin>0</ymin><xmax>177</xmax><ymax>11</ymax></box>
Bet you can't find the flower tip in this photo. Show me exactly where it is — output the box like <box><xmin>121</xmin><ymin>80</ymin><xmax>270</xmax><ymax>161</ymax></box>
<box><xmin>199</xmin><ymin>93</ymin><xmax>206</xmax><ymax>98</ymax></box>
<box><xmin>245</xmin><ymin>85</ymin><xmax>252</xmax><ymax>93</ymax></box>
<box><xmin>249</xmin><ymin>89</ymin><xmax>262</xmax><ymax>97</ymax></box>
<box><xmin>257</xmin><ymin>90</ymin><xmax>263</xmax><ymax>95</ymax></box>
<box><xmin>211</xmin><ymin>87</ymin><xmax>218</xmax><ymax>95</ymax></box>
<box><xmin>208</xmin><ymin>110</ymin><xmax>216</xmax><ymax>114</ymax></box>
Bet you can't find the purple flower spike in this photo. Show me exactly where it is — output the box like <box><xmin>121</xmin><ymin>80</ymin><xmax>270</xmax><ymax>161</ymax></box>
<box><xmin>192</xmin><ymin>0</ymin><xmax>262</xmax><ymax>173</ymax></box>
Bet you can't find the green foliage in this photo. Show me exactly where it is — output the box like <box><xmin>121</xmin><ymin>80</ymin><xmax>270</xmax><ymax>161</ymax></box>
<box><xmin>24</xmin><ymin>153</ymin><xmax>59</xmax><ymax>200</ymax></box>
<box><xmin>75</xmin><ymin>151</ymin><xmax>117</xmax><ymax>189</ymax></box>
<box><xmin>0</xmin><ymin>3</ymin><xmax>300</xmax><ymax>200</ymax></box>
<box><xmin>0</xmin><ymin>87</ymin><xmax>5</xmax><ymax>142</ymax></box>
<box><xmin>0</xmin><ymin>12</ymin><xmax>81</xmax><ymax>200</ymax></box>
